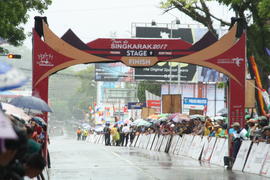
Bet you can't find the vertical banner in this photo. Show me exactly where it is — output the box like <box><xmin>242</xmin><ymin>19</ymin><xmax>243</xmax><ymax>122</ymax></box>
<box><xmin>191</xmin><ymin>136</ymin><xmax>208</xmax><ymax>160</ymax></box>
<box><xmin>232</xmin><ymin>140</ymin><xmax>252</xmax><ymax>171</ymax></box>
<box><xmin>202</xmin><ymin>137</ymin><xmax>217</xmax><ymax>161</ymax></box>
<box><xmin>174</xmin><ymin>136</ymin><xmax>183</xmax><ymax>155</ymax></box>
<box><xmin>244</xmin><ymin>143</ymin><xmax>269</xmax><ymax>174</ymax></box>
<box><xmin>261</xmin><ymin>145</ymin><xmax>270</xmax><ymax>177</ymax></box>
<box><xmin>210</xmin><ymin>138</ymin><xmax>226</xmax><ymax>165</ymax></box>
<box><xmin>168</xmin><ymin>135</ymin><xmax>180</xmax><ymax>154</ymax></box>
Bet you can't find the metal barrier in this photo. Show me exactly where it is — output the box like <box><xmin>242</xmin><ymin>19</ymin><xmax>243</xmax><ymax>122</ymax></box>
<box><xmin>87</xmin><ymin>133</ymin><xmax>270</xmax><ymax>178</ymax></box>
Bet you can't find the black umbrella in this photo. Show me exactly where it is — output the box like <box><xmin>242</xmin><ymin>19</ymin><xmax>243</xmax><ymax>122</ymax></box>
<box><xmin>10</xmin><ymin>96</ymin><xmax>52</xmax><ymax>112</ymax></box>
<box><xmin>217</xmin><ymin>108</ymin><xmax>228</xmax><ymax>117</ymax></box>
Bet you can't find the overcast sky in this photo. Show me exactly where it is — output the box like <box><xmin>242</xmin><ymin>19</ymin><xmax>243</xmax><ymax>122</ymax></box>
<box><xmin>23</xmin><ymin>0</ymin><xmax>234</xmax><ymax>48</ymax></box>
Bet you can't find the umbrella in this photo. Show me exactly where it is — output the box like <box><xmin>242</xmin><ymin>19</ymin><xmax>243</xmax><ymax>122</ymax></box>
<box><xmin>0</xmin><ymin>110</ymin><xmax>17</xmax><ymax>139</ymax></box>
<box><xmin>189</xmin><ymin>114</ymin><xmax>205</xmax><ymax>120</ymax></box>
<box><xmin>81</xmin><ymin>123</ymin><xmax>91</xmax><ymax>130</ymax></box>
<box><xmin>32</xmin><ymin>116</ymin><xmax>47</xmax><ymax>126</ymax></box>
<box><xmin>137</xmin><ymin>120</ymin><xmax>152</xmax><ymax>127</ymax></box>
<box><xmin>94</xmin><ymin>126</ymin><xmax>104</xmax><ymax>132</ymax></box>
<box><xmin>131</xmin><ymin>119</ymin><xmax>151</xmax><ymax>127</ymax></box>
<box><xmin>1</xmin><ymin>102</ymin><xmax>31</xmax><ymax>121</ymax></box>
<box><xmin>213</xmin><ymin>116</ymin><xmax>225</xmax><ymax>121</ymax></box>
<box><xmin>148</xmin><ymin>118</ymin><xmax>162</xmax><ymax>124</ymax></box>
<box><xmin>172</xmin><ymin>114</ymin><xmax>190</xmax><ymax>123</ymax></box>
<box><xmin>10</xmin><ymin>96</ymin><xmax>52</xmax><ymax>112</ymax></box>
<box><xmin>158</xmin><ymin>117</ymin><xmax>168</xmax><ymax>122</ymax></box>
<box><xmin>157</xmin><ymin>114</ymin><xmax>169</xmax><ymax>118</ymax></box>
<box><xmin>217</xmin><ymin>108</ymin><xmax>228</xmax><ymax>116</ymax></box>
<box><xmin>0</xmin><ymin>61</ymin><xmax>28</xmax><ymax>91</ymax></box>
<box><xmin>168</xmin><ymin>113</ymin><xmax>179</xmax><ymax>120</ymax></box>
<box><xmin>124</xmin><ymin>119</ymin><xmax>131</xmax><ymax>124</ymax></box>
<box><xmin>116</xmin><ymin>120</ymin><xmax>124</xmax><ymax>125</ymax></box>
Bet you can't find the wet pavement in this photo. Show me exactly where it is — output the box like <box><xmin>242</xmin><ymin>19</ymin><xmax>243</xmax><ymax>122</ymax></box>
<box><xmin>49</xmin><ymin>136</ymin><xmax>268</xmax><ymax>180</ymax></box>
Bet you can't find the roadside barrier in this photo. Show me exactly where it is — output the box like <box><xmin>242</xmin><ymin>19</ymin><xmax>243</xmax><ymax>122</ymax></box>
<box><xmin>244</xmin><ymin>142</ymin><xmax>269</xmax><ymax>175</ymax></box>
<box><xmin>232</xmin><ymin>140</ymin><xmax>252</xmax><ymax>171</ymax></box>
<box><xmin>87</xmin><ymin>133</ymin><xmax>270</xmax><ymax>177</ymax></box>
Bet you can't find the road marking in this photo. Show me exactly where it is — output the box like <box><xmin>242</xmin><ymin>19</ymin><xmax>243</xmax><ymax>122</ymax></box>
<box><xmin>103</xmin><ymin>147</ymin><xmax>160</xmax><ymax>180</ymax></box>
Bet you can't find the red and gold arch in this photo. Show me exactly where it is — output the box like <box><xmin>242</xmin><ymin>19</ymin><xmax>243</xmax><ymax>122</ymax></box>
<box><xmin>33</xmin><ymin>17</ymin><xmax>246</xmax><ymax>128</ymax></box>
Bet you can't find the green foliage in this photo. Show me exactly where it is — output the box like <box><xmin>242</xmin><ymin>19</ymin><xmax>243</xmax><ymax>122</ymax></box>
<box><xmin>0</xmin><ymin>0</ymin><xmax>52</xmax><ymax>48</ymax></box>
<box><xmin>49</xmin><ymin>68</ymin><xmax>80</xmax><ymax>121</ymax></box>
<box><xmin>137</xmin><ymin>81</ymin><xmax>161</xmax><ymax>102</ymax></box>
<box><xmin>49</xmin><ymin>65</ymin><xmax>96</xmax><ymax>121</ymax></box>
<box><xmin>161</xmin><ymin>0</ymin><xmax>270</xmax><ymax>89</ymax></box>
<box><xmin>258</xmin><ymin>0</ymin><xmax>270</xmax><ymax>19</ymax></box>
<box><xmin>74</xmin><ymin>65</ymin><xmax>97</xmax><ymax>112</ymax></box>
<box><xmin>217</xmin><ymin>82</ymin><xmax>226</xmax><ymax>89</ymax></box>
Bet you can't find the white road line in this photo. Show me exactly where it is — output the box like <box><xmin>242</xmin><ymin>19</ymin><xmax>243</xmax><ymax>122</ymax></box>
<box><xmin>103</xmin><ymin>147</ymin><xmax>160</xmax><ymax>180</ymax></box>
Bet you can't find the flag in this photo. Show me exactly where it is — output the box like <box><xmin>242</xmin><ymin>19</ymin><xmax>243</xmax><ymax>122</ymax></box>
<box><xmin>258</xmin><ymin>87</ymin><xmax>270</xmax><ymax>109</ymax></box>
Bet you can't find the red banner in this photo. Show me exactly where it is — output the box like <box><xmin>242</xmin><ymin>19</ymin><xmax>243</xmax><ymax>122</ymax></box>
<box><xmin>147</xmin><ymin>100</ymin><xmax>161</xmax><ymax>108</ymax></box>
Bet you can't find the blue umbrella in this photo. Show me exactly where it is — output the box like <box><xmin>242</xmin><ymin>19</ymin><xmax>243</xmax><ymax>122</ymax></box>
<box><xmin>0</xmin><ymin>61</ymin><xmax>28</xmax><ymax>91</ymax></box>
<box><xmin>32</xmin><ymin>116</ymin><xmax>47</xmax><ymax>126</ymax></box>
<box><xmin>10</xmin><ymin>96</ymin><xmax>52</xmax><ymax>112</ymax></box>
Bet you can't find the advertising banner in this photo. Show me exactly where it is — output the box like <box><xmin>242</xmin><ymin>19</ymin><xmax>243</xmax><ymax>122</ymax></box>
<box><xmin>136</xmin><ymin>27</ymin><xmax>193</xmax><ymax>43</ymax></box>
<box><xmin>183</xmin><ymin>97</ymin><xmax>208</xmax><ymax>106</ymax></box>
<box><xmin>244</xmin><ymin>143</ymin><xmax>269</xmax><ymax>174</ymax></box>
<box><xmin>127</xmin><ymin>102</ymin><xmax>146</xmax><ymax>109</ymax></box>
<box><xmin>135</xmin><ymin>62</ymin><xmax>197</xmax><ymax>82</ymax></box>
<box><xmin>169</xmin><ymin>135</ymin><xmax>180</xmax><ymax>154</ymax></box>
<box><xmin>202</xmin><ymin>137</ymin><xmax>217</xmax><ymax>162</ymax></box>
<box><xmin>232</xmin><ymin>140</ymin><xmax>252</xmax><ymax>171</ymax></box>
<box><xmin>174</xmin><ymin>136</ymin><xmax>183</xmax><ymax>155</ymax></box>
<box><xmin>147</xmin><ymin>100</ymin><xmax>161</xmax><ymax>107</ymax></box>
<box><xmin>261</xmin><ymin>144</ymin><xmax>270</xmax><ymax>177</ymax></box>
<box><xmin>147</xmin><ymin>100</ymin><xmax>161</xmax><ymax>113</ymax></box>
<box><xmin>183</xmin><ymin>97</ymin><xmax>208</xmax><ymax>114</ymax></box>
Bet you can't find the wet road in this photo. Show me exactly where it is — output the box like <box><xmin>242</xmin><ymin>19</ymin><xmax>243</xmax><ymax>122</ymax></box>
<box><xmin>49</xmin><ymin>136</ymin><xmax>267</xmax><ymax>180</ymax></box>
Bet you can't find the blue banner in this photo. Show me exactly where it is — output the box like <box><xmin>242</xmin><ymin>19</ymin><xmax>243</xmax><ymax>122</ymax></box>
<box><xmin>128</xmin><ymin>102</ymin><xmax>146</xmax><ymax>109</ymax></box>
<box><xmin>183</xmin><ymin>97</ymin><xmax>208</xmax><ymax>106</ymax></box>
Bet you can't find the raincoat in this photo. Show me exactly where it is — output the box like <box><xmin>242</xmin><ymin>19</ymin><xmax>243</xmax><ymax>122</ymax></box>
<box><xmin>111</xmin><ymin>127</ymin><xmax>120</xmax><ymax>141</ymax></box>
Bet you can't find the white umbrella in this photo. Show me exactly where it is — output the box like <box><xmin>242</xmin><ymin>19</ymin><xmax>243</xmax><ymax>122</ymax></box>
<box><xmin>0</xmin><ymin>110</ymin><xmax>17</xmax><ymax>139</ymax></box>
<box><xmin>1</xmin><ymin>102</ymin><xmax>31</xmax><ymax>121</ymax></box>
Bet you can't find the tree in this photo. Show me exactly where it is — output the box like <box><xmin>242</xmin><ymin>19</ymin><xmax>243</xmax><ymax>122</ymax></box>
<box><xmin>74</xmin><ymin>65</ymin><xmax>97</xmax><ymax>114</ymax></box>
<box><xmin>161</xmin><ymin>0</ymin><xmax>270</xmax><ymax>88</ymax></box>
<box><xmin>49</xmin><ymin>68</ymin><xmax>81</xmax><ymax>122</ymax></box>
<box><xmin>49</xmin><ymin>65</ymin><xmax>97</xmax><ymax>122</ymax></box>
<box><xmin>137</xmin><ymin>81</ymin><xmax>161</xmax><ymax>102</ymax></box>
<box><xmin>0</xmin><ymin>0</ymin><xmax>52</xmax><ymax>52</ymax></box>
<box><xmin>161</xmin><ymin>0</ymin><xmax>270</xmax><ymax>114</ymax></box>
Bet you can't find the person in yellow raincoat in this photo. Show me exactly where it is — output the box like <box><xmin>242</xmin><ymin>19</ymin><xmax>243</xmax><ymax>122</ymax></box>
<box><xmin>82</xmin><ymin>129</ymin><xmax>88</xmax><ymax>141</ymax></box>
<box><xmin>111</xmin><ymin>124</ymin><xmax>120</xmax><ymax>146</ymax></box>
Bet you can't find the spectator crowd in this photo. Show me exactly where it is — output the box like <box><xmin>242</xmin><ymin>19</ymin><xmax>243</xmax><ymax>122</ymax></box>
<box><xmin>0</xmin><ymin>105</ymin><xmax>48</xmax><ymax>180</ymax></box>
<box><xmin>95</xmin><ymin>113</ymin><xmax>270</xmax><ymax>162</ymax></box>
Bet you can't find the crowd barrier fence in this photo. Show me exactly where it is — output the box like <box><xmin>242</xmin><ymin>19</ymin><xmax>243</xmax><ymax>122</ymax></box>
<box><xmin>86</xmin><ymin>133</ymin><xmax>270</xmax><ymax>178</ymax></box>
